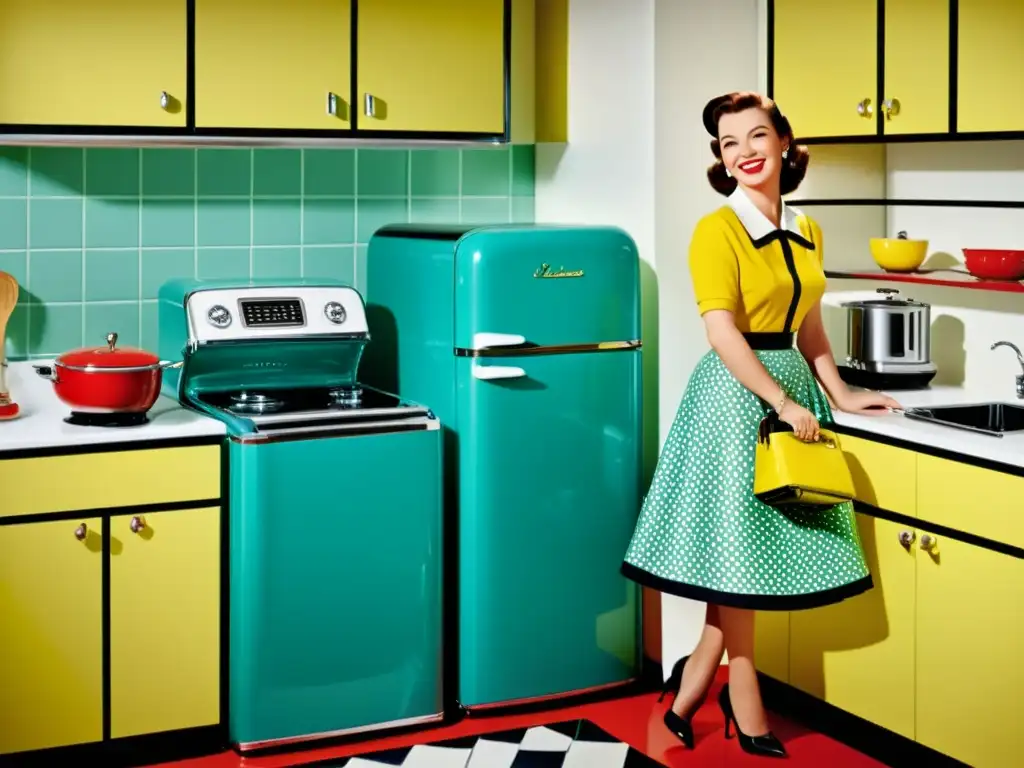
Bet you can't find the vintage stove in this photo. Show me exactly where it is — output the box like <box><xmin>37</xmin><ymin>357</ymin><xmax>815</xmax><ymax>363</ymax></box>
<box><xmin>158</xmin><ymin>278</ymin><xmax>444</xmax><ymax>750</ymax></box>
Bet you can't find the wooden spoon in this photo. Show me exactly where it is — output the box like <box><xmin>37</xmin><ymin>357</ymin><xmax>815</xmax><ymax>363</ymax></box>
<box><xmin>0</xmin><ymin>271</ymin><xmax>21</xmax><ymax>419</ymax></box>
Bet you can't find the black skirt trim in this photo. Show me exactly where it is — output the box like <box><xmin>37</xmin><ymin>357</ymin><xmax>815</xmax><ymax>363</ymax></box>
<box><xmin>621</xmin><ymin>562</ymin><xmax>874</xmax><ymax>611</ymax></box>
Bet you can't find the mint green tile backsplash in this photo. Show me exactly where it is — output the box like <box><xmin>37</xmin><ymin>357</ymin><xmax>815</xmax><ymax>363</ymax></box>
<box><xmin>0</xmin><ymin>145</ymin><xmax>536</xmax><ymax>359</ymax></box>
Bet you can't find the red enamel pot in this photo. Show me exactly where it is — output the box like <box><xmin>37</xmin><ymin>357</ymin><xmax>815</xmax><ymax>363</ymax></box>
<box><xmin>33</xmin><ymin>332</ymin><xmax>182</xmax><ymax>414</ymax></box>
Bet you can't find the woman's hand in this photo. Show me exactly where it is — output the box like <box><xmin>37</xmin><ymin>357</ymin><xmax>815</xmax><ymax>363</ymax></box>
<box><xmin>837</xmin><ymin>390</ymin><xmax>902</xmax><ymax>416</ymax></box>
<box><xmin>780</xmin><ymin>401</ymin><xmax>819</xmax><ymax>442</ymax></box>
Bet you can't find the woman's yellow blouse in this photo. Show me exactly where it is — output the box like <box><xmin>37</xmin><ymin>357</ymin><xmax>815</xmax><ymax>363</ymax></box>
<box><xmin>688</xmin><ymin>207</ymin><xmax>826</xmax><ymax>334</ymax></box>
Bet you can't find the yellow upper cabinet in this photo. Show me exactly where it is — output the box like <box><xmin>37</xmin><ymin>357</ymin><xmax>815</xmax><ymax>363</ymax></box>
<box><xmin>0</xmin><ymin>518</ymin><xmax>103</xmax><ymax>756</ymax></box>
<box><xmin>883</xmin><ymin>0</ymin><xmax>950</xmax><ymax>135</ymax></box>
<box><xmin>772</xmin><ymin>0</ymin><xmax>878</xmax><ymax>138</ymax></box>
<box><xmin>357</xmin><ymin>0</ymin><xmax>506</xmax><ymax>134</ymax></box>
<box><xmin>0</xmin><ymin>0</ymin><xmax>187</xmax><ymax>127</ymax></box>
<box><xmin>957</xmin><ymin>0</ymin><xmax>1024</xmax><ymax>133</ymax></box>
<box><xmin>195</xmin><ymin>0</ymin><xmax>353</xmax><ymax>130</ymax></box>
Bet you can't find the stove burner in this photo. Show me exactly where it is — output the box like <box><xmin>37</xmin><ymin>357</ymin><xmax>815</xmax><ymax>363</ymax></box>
<box><xmin>229</xmin><ymin>392</ymin><xmax>286</xmax><ymax>414</ymax></box>
<box><xmin>328</xmin><ymin>386</ymin><xmax>363</xmax><ymax>408</ymax></box>
<box><xmin>66</xmin><ymin>411</ymin><xmax>149</xmax><ymax>428</ymax></box>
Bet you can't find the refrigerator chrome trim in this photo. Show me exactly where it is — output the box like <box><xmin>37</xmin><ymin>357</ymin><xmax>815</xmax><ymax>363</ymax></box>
<box><xmin>235</xmin><ymin>711</ymin><xmax>445</xmax><ymax>751</ymax></box>
<box><xmin>462</xmin><ymin>678</ymin><xmax>637</xmax><ymax>711</ymax></box>
<box><xmin>454</xmin><ymin>339</ymin><xmax>642</xmax><ymax>358</ymax></box>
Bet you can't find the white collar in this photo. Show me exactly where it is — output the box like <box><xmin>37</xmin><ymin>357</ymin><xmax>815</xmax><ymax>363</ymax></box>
<box><xmin>726</xmin><ymin>187</ymin><xmax>804</xmax><ymax>242</ymax></box>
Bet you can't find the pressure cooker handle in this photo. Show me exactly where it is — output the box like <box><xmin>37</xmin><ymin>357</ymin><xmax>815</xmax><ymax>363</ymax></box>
<box><xmin>876</xmin><ymin>288</ymin><xmax>899</xmax><ymax>295</ymax></box>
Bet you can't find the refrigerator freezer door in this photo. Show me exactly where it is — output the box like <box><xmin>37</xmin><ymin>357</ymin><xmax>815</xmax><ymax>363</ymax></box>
<box><xmin>454</xmin><ymin>227</ymin><xmax>641</xmax><ymax>350</ymax></box>
<box><xmin>456</xmin><ymin>350</ymin><xmax>642</xmax><ymax>708</ymax></box>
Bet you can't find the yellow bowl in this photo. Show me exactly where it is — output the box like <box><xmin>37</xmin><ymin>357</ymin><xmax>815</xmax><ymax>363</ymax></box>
<box><xmin>869</xmin><ymin>238</ymin><xmax>928</xmax><ymax>273</ymax></box>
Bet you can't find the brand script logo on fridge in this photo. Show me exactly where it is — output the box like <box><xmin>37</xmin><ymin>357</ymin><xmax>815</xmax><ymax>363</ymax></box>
<box><xmin>533</xmin><ymin>263</ymin><xmax>585</xmax><ymax>279</ymax></box>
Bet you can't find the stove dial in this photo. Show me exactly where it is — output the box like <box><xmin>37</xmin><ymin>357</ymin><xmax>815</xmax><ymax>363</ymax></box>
<box><xmin>207</xmin><ymin>304</ymin><xmax>232</xmax><ymax>328</ymax></box>
<box><xmin>324</xmin><ymin>301</ymin><xmax>347</xmax><ymax>325</ymax></box>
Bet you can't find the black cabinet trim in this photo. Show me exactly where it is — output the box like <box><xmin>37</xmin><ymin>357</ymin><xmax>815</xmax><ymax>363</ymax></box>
<box><xmin>0</xmin><ymin>0</ymin><xmax>515</xmax><ymax>143</ymax></box>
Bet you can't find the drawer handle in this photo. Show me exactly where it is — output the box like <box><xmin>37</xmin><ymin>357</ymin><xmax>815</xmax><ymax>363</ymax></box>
<box><xmin>364</xmin><ymin>92</ymin><xmax>376</xmax><ymax>118</ymax></box>
<box><xmin>327</xmin><ymin>91</ymin><xmax>340</xmax><ymax>117</ymax></box>
<box><xmin>74</xmin><ymin>523</ymin><xmax>88</xmax><ymax>541</ymax></box>
<box><xmin>130</xmin><ymin>516</ymin><xmax>146</xmax><ymax>534</ymax></box>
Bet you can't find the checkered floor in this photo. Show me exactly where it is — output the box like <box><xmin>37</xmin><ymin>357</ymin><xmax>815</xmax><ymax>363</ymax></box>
<box><xmin>311</xmin><ymin>719</ymin><xmax>663</xmax><ymax>767</ymax></box>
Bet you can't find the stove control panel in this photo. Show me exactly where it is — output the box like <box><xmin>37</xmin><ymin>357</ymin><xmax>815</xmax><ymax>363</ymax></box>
<box><xmin>186</xmin><ymin>286</ymin><xmax>368</xmax><ymax>343</ymax></box>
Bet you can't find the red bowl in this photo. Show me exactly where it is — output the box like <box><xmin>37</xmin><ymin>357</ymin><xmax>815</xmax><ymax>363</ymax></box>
<box><xmin>962</xmin><ymin>249</ymin><xmax>1024</xmax><ymax>281</ymax></box>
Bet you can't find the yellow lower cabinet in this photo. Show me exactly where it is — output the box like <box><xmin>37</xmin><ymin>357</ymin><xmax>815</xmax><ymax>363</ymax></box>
<box><xmin>789</xmin><ymin>514</ymin><xmax>917</xmax><ymax>739</ymax></box>
<box><xmin>754</xmin><ymin>611</ymin><xmax>790</xmax><ymax>683</ymax></box>
<box><xmin>915</xmin><ymin>534</ymin><xmax>1023</xmax><ymax>767</ymax></box>
<box><xmin>0</xmin><ymin>518</ymin><xmax>103</xmax><ymax>755</ymax></box>
<box><xmin>110</xmin><ymin>506</ymin><xmax>221</xmax><ymax>738</ymax></box>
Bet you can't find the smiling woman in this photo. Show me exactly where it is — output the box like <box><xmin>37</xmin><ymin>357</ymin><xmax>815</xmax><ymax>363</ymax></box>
<box><xmin>619</xmin><ymin>91</ymin><xmax>901</xmax><ymax>760</ymax></box>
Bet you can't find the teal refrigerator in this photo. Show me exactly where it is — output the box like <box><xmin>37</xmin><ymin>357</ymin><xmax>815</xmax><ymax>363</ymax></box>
<box><xmin>363</xmin><ymin>224</ymin><xmax>643</xmax><ymax>710</ymax></box>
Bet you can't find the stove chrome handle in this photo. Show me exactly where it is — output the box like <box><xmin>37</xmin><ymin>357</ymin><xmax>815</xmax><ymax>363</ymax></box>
<box><xmin>472</xmin><ymin>332</ymin><xmax>527</xmax><ymax>350</ymax></box>
<box><xmin>472</xmin><ymin>364</ymin><xmax>526</xmax><ymax>381</ymax></box>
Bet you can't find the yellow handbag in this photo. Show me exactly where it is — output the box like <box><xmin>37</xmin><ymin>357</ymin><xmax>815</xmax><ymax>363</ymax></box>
<box><xmin>753</xmin><ymin>411</ymin><xmax>856</xmax><ymax>510</ymax></box>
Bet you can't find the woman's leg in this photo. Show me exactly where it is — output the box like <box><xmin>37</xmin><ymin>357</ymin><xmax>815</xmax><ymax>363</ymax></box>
<box><xmin>718</xmin><ymin>605</ymin><xmax>769</xmax><ymax>734</ymax></box>
<box><xmin>671</xmin><ymin>603</ymin><xmax>725</xmax><ymax>716</ymax></box>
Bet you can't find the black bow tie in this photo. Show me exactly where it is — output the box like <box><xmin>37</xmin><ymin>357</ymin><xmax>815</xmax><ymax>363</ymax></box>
<box><xmin>750</xmin><ymin>229</ymin><xmax>815</xmax><ymax>251</ymax></box>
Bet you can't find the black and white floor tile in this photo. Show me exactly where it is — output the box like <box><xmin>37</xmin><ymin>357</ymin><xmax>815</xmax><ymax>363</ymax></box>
<box><xmin>312</xmin><ymin>720</ymin><xmax>664</xmax><ymax>768</ymax></box>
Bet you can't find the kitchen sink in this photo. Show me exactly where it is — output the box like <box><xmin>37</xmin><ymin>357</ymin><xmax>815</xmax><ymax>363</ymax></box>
<box><xmin>903</xmin><ymin>402</ymin><xmax>1024</xmax><ymax>437</ymax></box>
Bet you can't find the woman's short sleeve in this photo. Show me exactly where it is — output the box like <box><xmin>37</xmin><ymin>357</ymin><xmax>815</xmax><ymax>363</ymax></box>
<box><xmin>688</xmin><ymin>216</ymin><xmax>739</xmax><ymax>315</ymax></box>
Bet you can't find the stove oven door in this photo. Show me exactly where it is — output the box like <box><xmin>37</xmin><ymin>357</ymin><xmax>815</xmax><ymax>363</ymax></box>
<box><xmin>227</xmin><ymin>425</ymin><xmax>443</xmax><ymax>748</ymax></box>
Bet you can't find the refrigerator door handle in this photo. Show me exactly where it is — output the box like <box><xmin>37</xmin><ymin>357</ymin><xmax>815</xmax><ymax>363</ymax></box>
<box><xmin>472</xmin><ymin>332</ymin><xmax>526</xmax><ymax>350</ymax></box>
<box><xmin>471</xmin><ymin>364</ymin><xmax>526</xmax><ymax>380</ymax></box>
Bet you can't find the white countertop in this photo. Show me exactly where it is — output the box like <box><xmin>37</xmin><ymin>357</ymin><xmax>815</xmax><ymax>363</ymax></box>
<box><xmin>0</xmin><ymin>360</ymin><xmax>225</xmax><ymax>453</ymax></box>
<box><xmin>833</xmin><ymin>384</ymin><xmax>1024</xmax><ymax>470</ymax></box>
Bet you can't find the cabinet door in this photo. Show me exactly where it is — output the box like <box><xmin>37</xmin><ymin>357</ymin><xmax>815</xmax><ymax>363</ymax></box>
<box><xmin>789</xmin><ymin>515</ymin><xmax>916</xmax><ymax>739</ymax></box>
<box><xmin>0</xmin><ymin>0</ymin><xmax>186</xmax><ymax>127</ymax></box>
<box><xmin>755</xmin><ymin>611</ymin><xmax>791</xmax><ymax>683</ymax></box>
<box><xmin>772</xmin><ymin>0</ymin><xmax>878</xmax><ymax>138</ymax></box>
<box><xmin>0</xmin><ymin>518</ymin><xmax>102</xmax><ymax>755</ymax></box>
<box><xmin>357</xmin><ymin>0</ymin><xmax>505</xmax><ymax>134</ymax></box>
<box><xmin>195</xmin><ymin>0</ymin><xmax>352</xmax><ymax>130</ymax></box>
<box><xmin>883</xmin><ymin>0</ymin><xmax>950</xmax><ymax>135</ymax></box>
<box><xmin>958</xmin><ymin>0</ymin><xmax>1024</xmax><ymax>132</ymax></box>
<box><xmin>915</xmin><ymin>534</ymin><xmax>1023</xmax><ymax>766</ymax></box>
<box><xmin>110</xmin><ymin>507</ymin><xmax>220</xmax><ymax>738</ymax></box>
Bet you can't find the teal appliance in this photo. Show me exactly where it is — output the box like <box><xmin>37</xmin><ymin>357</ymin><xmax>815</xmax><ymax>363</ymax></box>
<box><xmin>158</xmin><ymin>278</ymin><xmax>444</xmax><ymax>750</ymax></box>
<box><xmin>363</xmin><ymin>224</ymin><xmax>643</xmax><ymax>711</ymax></box>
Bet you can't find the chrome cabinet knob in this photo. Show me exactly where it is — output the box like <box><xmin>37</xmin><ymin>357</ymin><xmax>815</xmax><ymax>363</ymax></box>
<box><xmin>160</xmin><ymin>91</ymin><xmax>171</xmax><ymax>110</ymax></box>
<box><xmin>857</xmin><ymin>98</ymin><xmax>873</xmax><ymax>118</ymax></box>
<box><xmin>920</xmin><ymin>534</ymin><xmax>937</xmax><ymax>551</ymax></box>
<box><xmin>882</xmin><ymin>98</ymin><xmax>901</xmax><ymax>120</ymax></box>
<box><xmin>130</xmin><ymin>516</ymin><xmax>146</xmax><ymax>534</ymax></box>
<box><xmin>327</xmin><ymin>91</ymin><xmax>340</xmax><ymax>117</ymax></box>
<box><xmin>74</xmin><ymin>523</ymin><xmax>88</xmax><ymax>541</ymax></box>
<box><xmin>898</xmin><ymin>530</ymin><xmax>915</xmax><ymax>548</ymax></box>
<box><xmin>364</xmin><ymin>93</ymin><xmax>377</xmax><ymax>118</ymax></box>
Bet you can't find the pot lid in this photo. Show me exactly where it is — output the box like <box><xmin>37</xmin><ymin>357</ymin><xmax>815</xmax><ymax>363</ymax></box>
<box><xmin>841</xmin><ymin>288</ymin><xmax>930</xmax><ymax>309</ymax></box>
<box><xmin>58</xmin><ymin>332</ymin><xmax>160</xmax><ymax>369</ymax></box>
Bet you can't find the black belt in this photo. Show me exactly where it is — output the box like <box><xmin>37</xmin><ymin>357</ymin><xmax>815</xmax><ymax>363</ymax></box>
<box><xmin>743</xmin><ymin>332</ymin><xmax>794</xmax><ymax>350</ymax></box>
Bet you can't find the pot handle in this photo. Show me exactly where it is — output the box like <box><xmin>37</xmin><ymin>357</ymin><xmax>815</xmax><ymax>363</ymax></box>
<box><xmin>32</xmin><ymin>364</ymin><xmax>57</xmax><ymax>382</ymax></box>
<box><xmin>158</xmin><ymin>360</ymin><xmax>184</xmax><ymax>371</ymax></box>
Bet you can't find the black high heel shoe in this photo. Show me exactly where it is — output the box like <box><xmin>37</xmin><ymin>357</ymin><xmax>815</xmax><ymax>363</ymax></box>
<box><xmin>658</xmin><ymin>656</ymin><xmax>708</xmax><ymax>750</ymax></box>
<box><xmin>718</xmin><ymin>684</ymin><xmax>786</xmax><ymax>758</ymax></box>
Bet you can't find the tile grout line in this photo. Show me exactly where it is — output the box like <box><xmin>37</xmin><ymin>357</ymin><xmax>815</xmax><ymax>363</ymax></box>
<box><xmin>249</xmin><ymin>149</ymin><xmax>255</xmax><ymax>277</ymax></box>
<box><xmin>81</xmin><ymin>150</ymin><xmax>87</xmax><ymax>344</ymax></box>
<box><xmin>137</xmin><ymin>148</ymin><xmax>143</xmax><ymax>345</ymax></box>
<box><xmin>193</xmin><ymin>150</ymin><xmax>199</xmax><ymax>279</ymax></box>
<box><xmin>24</xmin><ymin>148</ymin><xmax>31</xmax><ymax>356</ymax></box>
<box><xmin>299</xmin><ymin>149</ymin><xmax>306</xmax><ymax>278</ymax></box>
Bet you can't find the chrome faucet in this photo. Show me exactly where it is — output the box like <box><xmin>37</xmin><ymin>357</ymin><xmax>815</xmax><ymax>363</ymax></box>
<box><xmin>991</xmin><ymin>341</ymin><xmax>1024</xmax><ymax>398</ymax></box>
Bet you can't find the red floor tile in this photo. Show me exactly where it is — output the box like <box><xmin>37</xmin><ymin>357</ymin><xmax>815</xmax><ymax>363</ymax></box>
<box><xmin>152</xmin><ymin>676</ymin><xmax>885</xmax><ymax>768</ymax></box>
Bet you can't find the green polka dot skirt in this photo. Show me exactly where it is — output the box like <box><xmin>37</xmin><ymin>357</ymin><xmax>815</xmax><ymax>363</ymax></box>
<box><xmin>621</xmin><ymin>348</ymin><xmax>873</xmax><ymax>611</ymax></box>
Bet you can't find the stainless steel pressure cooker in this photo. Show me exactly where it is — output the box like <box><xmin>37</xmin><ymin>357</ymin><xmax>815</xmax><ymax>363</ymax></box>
<box><xmin>839</xmin><ymin>288</ymin><xmax>936</xmax><ymax>389</ymax></box>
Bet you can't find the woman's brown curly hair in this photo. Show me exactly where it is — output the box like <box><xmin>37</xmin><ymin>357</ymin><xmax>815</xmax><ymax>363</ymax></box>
<box><xmin>704</xmin><ymin>92</ymin><xmax>809</xmax><ymax>197</ymax></box>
